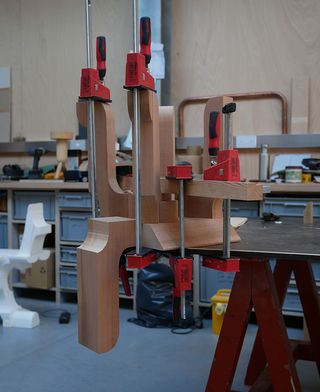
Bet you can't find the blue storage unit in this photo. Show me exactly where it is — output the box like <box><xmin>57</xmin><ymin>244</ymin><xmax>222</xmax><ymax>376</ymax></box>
<box><xmin>200</xmin><ymin>263</ymin><xmax>235</xmax><ymax>302</ymax></box>
<box><xmin>60</xmin><ymin>267</ymin><xmax>77</xmax><ymax>290</ymax></box>
<box><xmin>0</xmin><ymin>215</ymin><xmax>8</xmax><ymax>248</ymax></box>
<box><xmin>58</xmin><ymin>192</ymin><xmax>92</xmax><ymax>209</ymax></box>
<box><xmin>13</xmin><ymin>191</ymin><xmax>55</xmax><ymax>221</ymax></box>
<box><xmin>263</xmin><ymin>197</ymin><xmax>320</xmax><ymax>217</ymax></box>
<box><xmin>231</xmin><ymin>201</ymin><xmax>259</xmax><ymax>218</ymax></box>
<box><xmin>60</xmin><ymin>211</ymin><xmax>91</xmax><ymax>242</ymax></box>
<box><xmin>60</xmin><ymin>246</ymin><xmax>78</xmax><ymax>264</ymax></box>
<box><xmin>283</xmin><ymin>288</ymin><xmax>302</xmax><ymax>313</ymax></box>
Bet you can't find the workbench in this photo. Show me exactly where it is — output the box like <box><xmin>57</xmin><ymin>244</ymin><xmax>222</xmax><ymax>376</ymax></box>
<box><xmin>191</xmin><ymin>218</ymin><xmax>320</xmax><ymax>391</ymax></box>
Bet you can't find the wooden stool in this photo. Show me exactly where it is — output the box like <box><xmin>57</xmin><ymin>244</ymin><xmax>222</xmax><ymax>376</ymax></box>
<box><xmin>50</xmin><ymin>131</ymin><xmax>74</xmax><ymax>179</ymax></box>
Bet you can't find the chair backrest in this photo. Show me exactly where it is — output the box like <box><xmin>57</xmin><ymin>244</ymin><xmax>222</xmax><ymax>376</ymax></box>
<box><xmin>19</xmin><ymin>203</ymin><xmax>52</xmax><ymax>260</ymax></box>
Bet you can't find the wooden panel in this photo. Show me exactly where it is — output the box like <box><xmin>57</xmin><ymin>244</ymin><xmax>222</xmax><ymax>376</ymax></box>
<box><xmin>172</xmin><ymin>0</ymin><xmax>320</xmax><ymax>136</ymax></box>
<box><xmin>0</xmin><ymin>0</ymin><xmax>131</xmax><ymax>140</ymax></box>
<box><xmin>78</xmin><ymin>217</ymin><xmax>135</xmax><ymax>353</ymax></box>
<box><xmin>159</xmin><ymin>106</ymin><xmax>175</xmax><ymax>177</ymax></box>
<box><xmin>290</xmin><ymin>78</ymin><xmax>310</xmax><ymax>134</ymax></box>
<box><xmin>160</xmin><ymin>178</ymin><xmax>265</xmax><ymax>201</ymax></box>
<box><xmin>142</xmin><ymin>217</ymin><xmax>240</xmax><ymax>251</ymax></box>
<box><xmin>77</xmin><ymin>101</ymin><xmax>131</xmax><ymax>218</ymax></box>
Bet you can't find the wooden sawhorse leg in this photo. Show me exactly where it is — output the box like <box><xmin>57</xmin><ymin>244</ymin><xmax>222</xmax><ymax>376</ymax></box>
<box><xmin>205</xmin><ymin>259</ymin><xmax>301</xmax><ymax>392</ymax></box>
<box><xmin>245</xmin><ymin>260</ymin><xmax>320</xmax><ymax>388</ymax></box>
<box><xmin>245</xmin><ymin>261</ymin><xmax>292</xmax><ymax>385</ymax></box>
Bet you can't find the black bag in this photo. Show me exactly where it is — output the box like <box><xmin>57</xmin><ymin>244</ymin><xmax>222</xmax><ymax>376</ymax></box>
<box><xmin>130</xmin><ymin>262</ymin><xmax>174</xmax><ymax>328</ymax></box>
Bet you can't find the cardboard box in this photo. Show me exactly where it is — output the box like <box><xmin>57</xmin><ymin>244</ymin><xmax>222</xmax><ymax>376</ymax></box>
<box><xmin>25</xmin><ymin>251</ymin><xmax>55</xmax><ymax>289</ymax></box>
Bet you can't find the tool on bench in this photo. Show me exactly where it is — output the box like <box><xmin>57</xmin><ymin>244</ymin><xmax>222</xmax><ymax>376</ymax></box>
<box><xmin>203</xmin><ymin>103</ymin><xmax>240</xmax><ymax>272</ymax></box>
<box><xmin>28</xmin><ymin>148</ymin><xmax>45</xmax><ymax>179</ymax></box>
<box><xmin>79</xmin><ymin>0</ymin><xmax>112</xmax><ymax>217</ymax></box>
<box><xmin>166</xmin><ymin>164</ymin><xmax>193</xmax><ymax>323</ymax></box>
<box><xmin>125</xmin><ymin>4</ymin><xmax>157</xmax><ymax>268</ymax></box>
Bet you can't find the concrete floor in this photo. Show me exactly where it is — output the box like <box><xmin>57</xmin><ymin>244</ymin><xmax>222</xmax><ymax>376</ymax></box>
<box><xmin>0</xmin><ymin>298</ymin><xmax>319</xmax><ymax>392</ymax></box>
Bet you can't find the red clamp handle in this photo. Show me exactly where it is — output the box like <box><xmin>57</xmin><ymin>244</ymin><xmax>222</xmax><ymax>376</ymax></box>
<box><xmin>119</xmin><ymin>264</ymin><xmax>131</xmax><ymax>297</ymax></box>
<box><xmin>140</xmin><ymin>17</ymin><xmax>151</xmax><ymax>66</ymax></box>
<box><xmin>96</xmin><ymin>36</ymin><xmax>106</xmax><ymax>81</ymax></box>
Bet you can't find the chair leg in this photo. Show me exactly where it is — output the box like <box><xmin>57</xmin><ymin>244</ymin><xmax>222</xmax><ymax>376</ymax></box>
<box><xmin>0</xmin><ymin>265</ymin><xmax>39</xmax><ymax>328</ymax></box>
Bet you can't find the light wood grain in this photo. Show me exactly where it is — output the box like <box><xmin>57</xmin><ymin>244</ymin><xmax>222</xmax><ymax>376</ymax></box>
<box><xmin>172</xmin><ymin>0</ymin><xmax>320</xmax><ymax>136</ymax></box>
<box><xmin>77</xmin><ymin>101</ymin><xmax>132</xmax><ymax>218</ymax></box>
<box><xmin>78</xmin><ymin>217</ymin><xmax>135</xmax><ymax>354</ymax></box>
<box><xmin>142</xmin><ymin>218</ymin><xmax>240</xmax><ymax>251</ymax></box>
<box><xmin>159</xmin><ymin>106</ymin><xmax>175</xmax><ymax>177</ymax></box>
<box><xmin>0</xmin><ymin>0</ymin><xmax>131</xmax><ymax>140</ymax></box>
<box><xmin>290</xmin><ymin>78</ymin><xmax>310</xmax><ymax>134</ymax></box>
<box><xmin>161</xmin><ymin>178</ymin><xmax>265</xmax><ymax>201</ymax></box>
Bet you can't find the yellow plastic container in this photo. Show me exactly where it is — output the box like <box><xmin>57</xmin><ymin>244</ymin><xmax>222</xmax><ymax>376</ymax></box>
<box><xmin>211</xmin><ymin>289</ymin><xmax>231</xmax><ymax>335</ymax></box>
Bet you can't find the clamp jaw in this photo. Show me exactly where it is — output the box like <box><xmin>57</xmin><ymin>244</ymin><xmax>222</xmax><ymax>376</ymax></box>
<box><xmin>124</xmin><ymin>17</ymin><xmax>155</xmax><ymax>91</ymax></box>
<box><xmin>203</xmin><ymin>102</ymin><xmax>240</xmax><ymax>273</ymax></box>
<box><xmin>80</xmin><ymin>36</ymin><xmax>111</xmax><ymax>102</ymax></box>
<box><xmin>203</xmin><ymin>103</ymin><xmax>240</xmax><ymax>181</ymax></box>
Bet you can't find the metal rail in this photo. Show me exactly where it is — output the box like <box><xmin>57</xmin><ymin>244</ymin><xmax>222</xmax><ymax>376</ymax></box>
<box><xmin>178</xmin><ymin>91</ymin><xmax>289</xmax><ymax>137</ymax></box>
<box><xmin>84</xmin><ymin>0</ymin><xmax>98</xmax><ymax>217</ymax></box>
<box><xmin>132</xmin><ymin>0</ymin><xmax>142</xmax><ymax>254</ymax></box>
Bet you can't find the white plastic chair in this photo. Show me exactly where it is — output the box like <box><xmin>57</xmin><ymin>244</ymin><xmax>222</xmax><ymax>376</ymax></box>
<box><xmin>0</xmin><ymin>203</ymin><xmax>51</xmax><ymax>328</ymax></box>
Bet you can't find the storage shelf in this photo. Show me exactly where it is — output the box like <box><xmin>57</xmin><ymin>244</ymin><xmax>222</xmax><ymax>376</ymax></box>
<box><xmin>60</xmin><ymin>287</ymin><xmax>77</xmax><ymax>292</ymax></box>
<box><xmin>12</xmin><ymin>282</ymin><xmax>56</xmax><ymax>292</ymax></box>
<box><xmin>60</xmin><ymin>262</ymin><xmax>77</xmax><ymax>267</ymax></box>
<box><xmin>60</xmin><ymin>240</ymin><xmax>82</xmax><ymax>246</ymax></box>
<box><xmin>12</xmin><ymin>219</ymin><xmax>55</xmax><ymax>224</ymax></box>
<box><xmin>0</xmin><ymin>212</ymin><xmax>8</xmax><ymax>216</ymax></box>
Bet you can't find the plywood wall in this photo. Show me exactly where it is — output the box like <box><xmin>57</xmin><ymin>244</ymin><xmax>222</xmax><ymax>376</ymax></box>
<box><xmin>171</xmin><ymin>0</ymin><xmax>320</xmax><ymax>137</ymax></box>
<box><xmin>0</xmin><ymin>0</ymin><xmax>131</xmax><ymax>141</ymax></box>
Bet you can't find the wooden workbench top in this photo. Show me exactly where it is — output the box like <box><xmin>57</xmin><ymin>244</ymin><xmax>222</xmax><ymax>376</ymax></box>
<box><xmin>0</xmin><ymin>180</ymin><xmax>89</xmax><ymax>190</ymax></box>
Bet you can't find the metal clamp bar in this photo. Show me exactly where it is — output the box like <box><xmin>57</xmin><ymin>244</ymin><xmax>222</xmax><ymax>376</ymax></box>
<box><xmin>132</xmin><ymin>0</ymin><xmax>141</xmax><ymax>254</ymax></box>
<box><xmin>84</xmin><ymin>0</ymin><xmax>98</xmax><ymax>217</ymax></box>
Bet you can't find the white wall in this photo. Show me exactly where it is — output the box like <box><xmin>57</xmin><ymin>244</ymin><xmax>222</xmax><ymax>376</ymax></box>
<box><xmin>0</xmin><ymin>0</ymin><xmax>132</xmax><ymax>141</ymax></box>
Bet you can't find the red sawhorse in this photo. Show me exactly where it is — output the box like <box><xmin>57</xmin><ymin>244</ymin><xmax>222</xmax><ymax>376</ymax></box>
<box><xmin>205</xmin><ymin>258</ymin><xmax>320</xmax><ymax>392</ymax></box>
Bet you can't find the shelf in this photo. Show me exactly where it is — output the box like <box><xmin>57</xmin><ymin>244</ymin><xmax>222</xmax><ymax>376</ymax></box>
<box><xmin>60</xmin><ymin>262</ymin><xmax>77</xmax><ymax>268</ymax></box>
<box><xmin>12</xmin><ymin>282</ymin><xmax>56</xmax><ymax>292</ymax></box>
<box><xmin>60</xmin><ymin>287</ymin><xmax>77</xmax><ymax>292</ymax></box>
<box><xmin>60</xmin><ymin>240</ymin><xmax>82</xmax><ymax>246</ymax></box>
<box><xmin>12</xmin><ymin>219</ymin><xmax>55</xmax><ymax>224</ymax></box>
<box><xmin>0</xmin><ymin>211</ymin><xmax>8</xmax><ymax>216</ymax></box>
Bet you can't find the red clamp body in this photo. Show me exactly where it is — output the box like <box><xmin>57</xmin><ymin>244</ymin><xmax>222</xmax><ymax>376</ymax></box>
<box><xmin>166</xmin><ymin>165</ymin><xmax>192</xmax><ymax>180</ymax></box>
<box><xmin>80</xmin><ymin>68</ymin><xmax>111</xmax><ymax>102</ymax></box>
<box><xmin>202</xmin><ymin>256</ymin><xmax>240</xmax><ymax>273</ymax></box>
<box><xmin>119</xmin><ymin>264</ymin><xmax>132</xmax><ymax>296</ymax></box>
<box><xmin>170</xmin><ymin>256</ymin><xmax>193</xmax><ymax>295</ymax></box>
<box><xmin>203</xmin><ymin>149</ymin><xmax>240</xmax><ymax>181</ymax></box>
<box><xmin>124</xmin><ymin>53</ymin><xmax>155</xmax><ymax>91</ymax></box>
<box><xmin>126</xmin><ymin>248</ymin><xmax>157</xmax><ymax>269</ymax></box>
